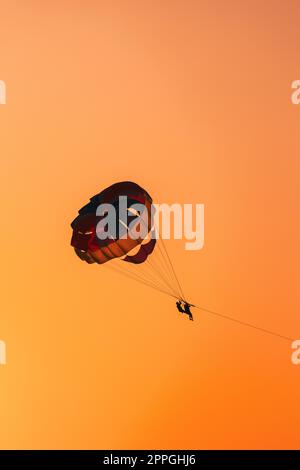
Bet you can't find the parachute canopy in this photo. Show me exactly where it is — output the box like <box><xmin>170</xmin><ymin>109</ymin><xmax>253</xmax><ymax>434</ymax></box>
<box><xmin>71</xmin><ymin>181</ymin><xmax>154</xmax><ymax>265</ymax></box>
<box><xmin>71</xmin><ymin>181</ymin><xmax>186</xmax><ymax>300</ymax></box>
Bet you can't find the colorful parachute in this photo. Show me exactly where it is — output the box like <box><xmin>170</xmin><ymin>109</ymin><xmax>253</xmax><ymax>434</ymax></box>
<box><xmin>71</xmin><ymin>181</ymin><xmax>185</xmax><ymax>300</ymax></box>
<box><xmin>71</xmin><ymin>181</ymin><xmax>155</xmax><ymax>264</ymax></box>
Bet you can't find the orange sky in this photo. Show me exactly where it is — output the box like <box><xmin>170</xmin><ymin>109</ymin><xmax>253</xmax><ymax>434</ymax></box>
<box><xmin>0</xmin><ymin>0</ymin><xmax>299</xmax><ymax>449</ymax></box>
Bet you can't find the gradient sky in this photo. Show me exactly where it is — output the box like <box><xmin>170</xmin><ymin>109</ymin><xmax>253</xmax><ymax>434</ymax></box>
<box><xmin>0</xmin><ymin>0</ymin><xmax>299</xmax><ymax>449</ymax></box>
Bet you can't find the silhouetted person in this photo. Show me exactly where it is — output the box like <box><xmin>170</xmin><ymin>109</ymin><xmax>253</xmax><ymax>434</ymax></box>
<box><xmin>184</xmin><ymin>302</ymin><xmax>193</xmax><ymax>321</ymax></box>
<box><xmin>176</xmin><ymin>300</ymin><xmax>185</xmax><ymax>313</ymax></box>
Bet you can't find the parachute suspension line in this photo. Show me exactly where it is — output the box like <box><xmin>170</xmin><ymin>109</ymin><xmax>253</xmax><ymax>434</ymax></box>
<box><xmin>108</xmin><ymin>252</ymin><xmax>181</xmax><ymax>299</ymax></box>
<box><xmin>105</xmin><ymin>229</ymin><xmax>171</xmax><ymax>294</ymax></box>
<box><xmin>150</xmin><ymin>238</ymin><xmax>183</xmax><ymax>298</ymax></box>
<box><xmin>111</xmin><ymin>218</ymin><xmax>181</xmax><ymax>297</ymax></box>
<box><xmin>154</xmin><ymin>238</ymin><xmax>183</xmax><ymax>299</ymax></box>
<box><xmin>104</xmin><ymin>262</ymin><xmax>166</xmax><ymax>294</ymax></box>
<box><xmin>158</xmin><ymin>233</ymin><xmax>186</xmax><ymax>301</ymax></box>
<box><xmin>104</xmin><ymin>262</ymin><xmax>179</xmax><ymax>299</ymax></box>
<box><xmin>103</xmin><ymin>217</ymin><xmax>184</xmax><ymax>300</ymax></box>
<box><xmin>145</xmin><ymin>253</ymin><xmax>182</xmax><ymax>299</ymax></box>
<box><xmin>115</xmin><ymin>263</ymin><xmax>166</xmax><ymax>292</ymax></box>
<box><xmin>194</xmin><ymin>305</ymin><xmax>294</xmax><ymax>342</ymax></box>
<box><xmin>94</xmin><ymin>214</ymin><xmax>293</xmax><ymax>340</ymax></box>
<box><xmin>118</xmin><ymin>250</ymin><xmax>166</xmax><ymax>290</ymax></box>
<box><xmin>125</xmin><ymin>263</ymin><xmax>176</xmax><ymax>297</ymax></box>
<box><xmin>134</xmin><ymin>217</ymin><xmax>183</xmax><ymax>299</ymax></box>
<box><xmin>121</xmin><ymin>243</ymin><xmax>174</xmax><ymax>292</ymax></box>
<box><xmin>119</xmin><ymin>244</ymin><xmax>179</xmax><ymax>295</ymax></box>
